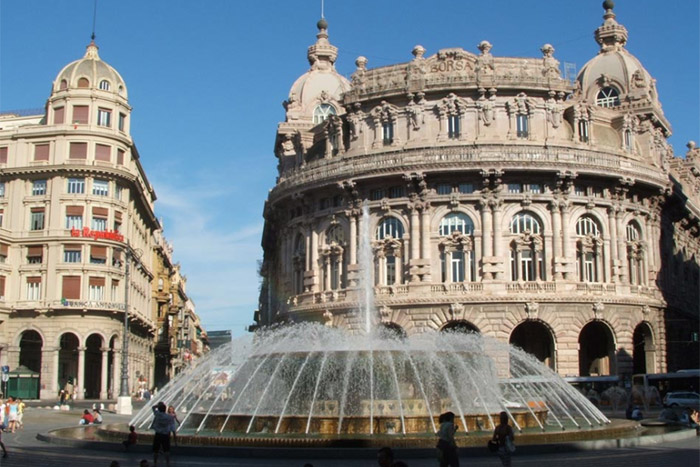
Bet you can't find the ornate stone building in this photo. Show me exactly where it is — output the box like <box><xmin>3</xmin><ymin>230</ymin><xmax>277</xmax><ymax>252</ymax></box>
<box><xmin>0</xmin><ymin>40</ymin><xmax>205</xmax><ymax>399</ymax></box>
<box><xmin>256</xmin><ymin>3</ymin><xmax>700</xmax><ymax>378</ymax></box>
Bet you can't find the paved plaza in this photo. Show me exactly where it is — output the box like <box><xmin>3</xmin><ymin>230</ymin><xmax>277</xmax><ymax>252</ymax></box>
<box><xmin>0</xmin><ymin>402</ymin><xmax>696</xmax><ymax>467</ymax></box>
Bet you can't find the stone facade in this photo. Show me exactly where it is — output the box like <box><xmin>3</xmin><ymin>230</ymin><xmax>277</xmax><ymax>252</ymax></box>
<box><xmin>256</xmin><ymin>5</ymin><xmax>700</xmax><ymax>378</ymax></box>
<box><xmin>0</xmin><ymin>41</ymin><xmax>206</xmax><ymax>399</ymax></box>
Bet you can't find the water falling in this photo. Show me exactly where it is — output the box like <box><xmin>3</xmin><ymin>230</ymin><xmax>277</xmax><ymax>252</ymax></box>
<box><xmin>358</xmin><ymin>202</ymin><xmax>375</xmax><ymax>334</ymax></box>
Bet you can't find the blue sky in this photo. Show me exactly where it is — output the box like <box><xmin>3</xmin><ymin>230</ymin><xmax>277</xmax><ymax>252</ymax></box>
<box><xmin>1</xmin><ymin>1</ymin><xmax>698</xmax><ymax>336</ymax></box>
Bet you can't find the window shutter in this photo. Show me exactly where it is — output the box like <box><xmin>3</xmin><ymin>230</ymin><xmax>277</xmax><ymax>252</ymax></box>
<box><xmin>54</xmin><ymin>107</ymin><xmax>65</xmax><ymax>124</ymax></box>
<box><xmin>113</xmin><ymin>248</ymin><xmax>122</xmax><ymax>261</ymax></box>
<box><xmin>27</xmin><ymin>246</ymin><xmax>43</xmax><ymax>257</ymax></box>
<box><xmin>26</xmin><ymin>276</ymin><xmax>41</xmax><ymax>284</ymax></box>
<box><xmin>91</xmin><ymin>245</ymin><xmax>107</xmax><ymax>259</ymax></box>
<box><xmin>0</xmin><ymin>147</ymin><xmax>7</xmax><ymax>164</ymax></box>
<box><xmin>0</xmin><ymin>276</ymin><xmax>5</xmax><ymax>297</ymax></box>
<box><xmin>95</xmin><ymin>144</ymin><xmax>111</xmax><ymax>161</ymax></box>
<box><xmin>66</xmin><ymin>205</ymin><xmax>84</xmax><ymax>216</ymax></box>
<box><xmin>92</xmin><ymin>207</ymin><xmax>109</xmax><ymax>218</ymax></box>
<box><xmin>73</xmin><ymin>105</ymin><xmax>89</xmax><ymax>124</ymax></box>
<box><xmin>69</xmin><ymin>142</ymin><xmax>88</xmax><ymax>159</ymax></box>
<box><xmin>114</xmin><ymin>211</ymin><xmax>122</xmax><ymax>222</ymax></box>
<box><xmin>89</xmin><ymin>277</ymin><xmax>105</xmax><ymax>287</ymax></box>
<box><xmin>30</xmin><ymin>207</ymin><xmax>44</xmax><ymax>214</ymax></box>
<box><xmin>117</xmin><ymin>149</ymin><xmax>125</xmax><ymax>165</ymax></box>
<box><xmin>34</xmin><ymin>144</ymin><xmax>50</xmax><ymax>161</ymax></box>
<box><xmin>62</xmin><ymin>276</ymin><xmax>81</xmax><ymax>299</ymax></box>
<box><xmin>0</xmin><ymin>244</ymin><xmax>8</xmax><ymax>256</ymax></box>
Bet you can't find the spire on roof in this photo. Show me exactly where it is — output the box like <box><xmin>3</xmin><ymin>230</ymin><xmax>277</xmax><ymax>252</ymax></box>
<box><xmin>595</xmin><ymin>0</ymin><xmax>629</xmax><ymax>53</ymax></box>
<box><xmin>307</xmin><ymin>18</ymin><xmax>338</xmax><ymax>71</ymax></box>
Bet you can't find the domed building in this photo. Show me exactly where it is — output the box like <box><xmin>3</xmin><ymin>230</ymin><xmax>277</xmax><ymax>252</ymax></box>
<box><xmin>0</xmin><ymin>41</ymin><xmax>205</xmax><ymax>401</ymax></box>
<box><xmin>256</xmin><ymin>3</ymin><xmax>700</xmax><ymax>378</ymax></box>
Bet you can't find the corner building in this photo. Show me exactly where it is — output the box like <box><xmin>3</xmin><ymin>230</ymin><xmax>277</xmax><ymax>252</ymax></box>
<box><xmin>0</xmin><ymin>41</ymin><xmax>202</xmax><ymax>399</ymax></box>
<box><xmin>257</xmin><ymin>5</ymin><xmax>700</xmax><ymax>378</ymax></box>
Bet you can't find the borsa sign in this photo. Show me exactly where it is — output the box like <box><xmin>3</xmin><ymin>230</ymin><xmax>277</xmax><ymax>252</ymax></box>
<box><xmin>70</xmin><ymin>227</ymin><xmax>124</xmax><ymax>242</ymax></box>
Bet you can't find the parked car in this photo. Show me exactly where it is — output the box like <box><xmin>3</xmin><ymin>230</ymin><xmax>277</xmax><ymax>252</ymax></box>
<box><xmin>662</xmin><ymin>391</ymin><xmax>700</xmax><ymax>408</ymax></box>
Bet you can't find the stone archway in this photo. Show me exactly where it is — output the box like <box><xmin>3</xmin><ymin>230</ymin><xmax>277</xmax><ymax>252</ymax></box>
<box><xmin>633</xmin><ymin>322</ymin><xmax>655</xmax><ymax>374</ymax></box>
<box><xmin>84</xmin><ymin>334</ymin><xmax>103</xmax><ymax>399</ymax></box>
<box><xmin>378</xmin><ymin>322</ymin><xmax>406</xmax><ymax>339</ymax></box>
<box><xmin>510</xmin><ymin>321</ymin><xmax>555</xmax><ymax>370</ymax></box>
<box><xmin>440</xmin><ymin>320</ymin><xmax>480</xmax><ymax>334</ymax></box>
<box><xmin>19</xmin><ymin>330</ymin><xmax>43</xmax><ymax>374</ymax></box>
<box><xmin>58</xmin><ymin>333</ymin><xmax>79</xmax><ymax>391</ymax></box>
<box><xmin>578</xmin><ymin>321</ymin><xmax>616</xmax><ymax>376</ymax></box>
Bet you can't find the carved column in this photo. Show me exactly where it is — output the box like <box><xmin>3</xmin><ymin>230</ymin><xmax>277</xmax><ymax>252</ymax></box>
<box><xmin>76</xmin><ymin>346</ymin><xmax>86</xmax><ymax>400</ymax></box>
<box><xmin>100</xmin><ymin>347</ymin><xmax>109</xmax><ymax>399</ymax></box>
<box><xmin>550</xmin><ymin>201</ymin><xmax>562</xmax><ymax>279</ymax></box>
<box><xmin>616</xmin><ymin>210</ymin><xmax>628</xmax><ymax>283</ymax></box>
<box><xmin>304</xmin><ymin>230</ymin><xmax>311</xmax><ymax>271</ymax></box>
<box><xmin>420</xmin><ymin>204</ymin><xmax>431</xmax><ymax>281</ymax></box>
<box><xmin>607</xmin><ymin>207</ymin><xmax>618</xmax><ymax>282</ymax></box>
<box><xmin>349</xmin><ymin>214</ymin><xmax>357</xmax><ymax>265</ymax></box>
<box><xmin>480</xmin><ymin>200</ymin><xmax>492</xmax><ymax>280</ymax></box>
<box><xmin>372</xmin><ymin>117</ymin><xmax>382</xmax><ymax>149</ymax></box>
<box><xmin>410</xmin><ymin>206</ymin><xmax>420</xmax><ymax>262</ymax></box>
<box><xmin>323</xmin><ymin>256</ymin><xmax>331</xmax><ymax>291</ymax></box>
<box><xmin>492</xmin><ymin>200</ymin><xmax>504</xmax><ymax>280</ymax></box>
<box><xmin>561</xmin><ymin>203</ymin><xmax>572</xmax><ymax>280</ymax></box>
<box><xmin>113</xmin><ymin>346</ymin><xmax>122</xmax><ymax>398</ymax></box>
<box><xmin>310</xmin><ymin>228</ymin><xmax>319</xmax><ymax>292</ymax></box>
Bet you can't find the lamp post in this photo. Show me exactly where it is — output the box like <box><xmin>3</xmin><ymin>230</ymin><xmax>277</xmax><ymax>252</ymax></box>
<box><xmin>116</xmin><ymin>244</ymin><xmax>141</xmax><ymax>415</ymax></box>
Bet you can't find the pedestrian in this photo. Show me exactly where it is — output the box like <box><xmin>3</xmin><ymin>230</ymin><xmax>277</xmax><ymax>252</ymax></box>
<box><xmin>0</xmin><ymin>399</ymin><xmax>6</xmax><ymax>431</ymax></box>
<box><xmin>16</xmin><ymin>398</ymin><xmax>25</xmax><ymax>430</ymax></box>
<box><xmin>93</xmin><ymin>408</ymin><xmax>103</xmax><ymax>424</ymax></box>
<box><xmin>167</xmin><ymin>406</ymin><xmax>180</xmax><ymax>446</ymax></box>
<box><xmin>436</xmin><ymin>411</ymin><xmax>459</xmax><ymax>467</ymax></box>
<box><xmin>122</xmin><ymin>425</ymin><xmax>137</xmax><ymax>450</ymax></box>
<box><xmin>631</xmin><ymin>405</ymin><xmax>643</xmax><ymax>421</ymax></box>
<box><xmin>377</xmin><ymin>446</ymin><xmax>394</xmax><ymax>467</ymax></box>
<box><xmin>492</xmin><ymin>411</ymin><xmax>515</xmax><ymax>467</ymax></box>
<box><xmin>5</xmin><ymin>397</ymin><xmax>18</xmax><ymax>433</ymax></box>
<box><xmin>150</xmin><ymin>401</ymin><xmax>176</xmax><ymax>467</ymax></box>
<box><xmin>64</xmin><ymin>378</ymin><xmax>74</xmax><ymax>408</ymax></box>
<box><xmin>0</xmin><ymin>423</ymin><xmax>7</xmax><ymax>458</ymax></box>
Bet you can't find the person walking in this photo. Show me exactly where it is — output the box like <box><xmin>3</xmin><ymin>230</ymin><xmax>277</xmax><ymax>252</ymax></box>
<box><xmin>16</xmin><ymin>398</ymin><xmax>25</xmax><ymax>430</ymax></box>
<box><xmin>436</xmin><ymin>411</ymin><xmax>459</xmax><ymax>467</ymax></box>
<box><xmin>5</xmin><ymin>397</ymin><xmax>18</xmax><ymax>433</ymax></box>
<box><xmin>150</xmin><ymin>401</ymin><xmax>176</xmax><ymax>467</ymax></box>
<box><xmin>167</xmin><ymin>406</ymin><xmax>180</xmax><ymax>446</ymax></box>
<box><xmin>492</xmin><ymin>411</ymin><xmax>515</xmax><ymax>467</ymax></box>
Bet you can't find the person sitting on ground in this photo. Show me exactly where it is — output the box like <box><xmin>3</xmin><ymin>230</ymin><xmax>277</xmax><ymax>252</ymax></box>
<box><xmin>92</xmin><ymin>408</ymin><xmax>103</xmax><ymax>424</ymax></box>
<box><xmin>79</xmin><ymin>409</ymin><xmax>94</xmax><ymax>425</ymax></box>
<box><xmin>630</xmin><ymin>406</ymin><xmax>643</xmax><ymax>421</ymax></box>
<box><xmin>122</xmin><ymin>425</ymin><xmax>137</xmax><ymax>450</ymax></box>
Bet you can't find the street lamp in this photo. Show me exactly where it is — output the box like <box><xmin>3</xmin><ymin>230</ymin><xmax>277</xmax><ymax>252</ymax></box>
<box><xmin>116</xmin><ymin>244</ymin><xmax>142</xmax><ymax>415</ymax></box>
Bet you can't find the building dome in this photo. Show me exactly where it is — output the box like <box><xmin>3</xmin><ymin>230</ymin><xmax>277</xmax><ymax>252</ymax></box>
<box><xmin>52</xmin><ymin>41</ymin><xmax>128</xmax><ymax>99</ymax></box>
<box><xmin>284</xmin><ymin>20</ymin><xmax>351</xmax><ymax>122</ymax></box>
<box><xmin>575</xmin><ymin>2</ymin><xmax>659</xmax><ymax>107</ymax></box>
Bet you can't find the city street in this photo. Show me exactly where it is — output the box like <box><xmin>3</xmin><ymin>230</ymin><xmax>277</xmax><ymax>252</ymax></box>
<box><xmin>0</xmin><ymin>402</ymin><xmax>696</xmax><ymax>466</ymax></box>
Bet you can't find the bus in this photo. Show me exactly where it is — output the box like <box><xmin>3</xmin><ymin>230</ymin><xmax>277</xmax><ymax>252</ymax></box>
<box><xmin>632</xmin><ymin>370</ymin><xmax>700</xmax><ymax>398</ymax></box>
<box><xmin>564</xmin><ymin>375</ymin><xmax>624</xmax><ymax>408</ymax></box>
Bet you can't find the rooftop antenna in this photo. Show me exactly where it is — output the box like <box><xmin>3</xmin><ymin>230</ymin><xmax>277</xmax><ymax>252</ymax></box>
<box><xmin>321</xmin><ymin>0</ymin><xmax>325</xmax><ymax>18</ymax></box>
<box><xmin>91</xmin><ymin>0</ymin><xmax>98</xmax><ymax>41</ymax></box>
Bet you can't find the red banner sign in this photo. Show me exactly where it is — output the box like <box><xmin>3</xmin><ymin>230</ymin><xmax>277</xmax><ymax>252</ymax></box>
<box><xmin>70</xmin><ymin>227</ymin><xmax>124</xmax><ymax>242</ymax></box>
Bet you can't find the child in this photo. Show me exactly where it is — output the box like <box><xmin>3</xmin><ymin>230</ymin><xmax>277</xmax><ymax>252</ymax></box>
<box><xmin>123</xmin><ymin>425</ymin><xmax>138</xmax><ymax>450</ymax></box>
<box><xmin>437</xmin><ymin>411</ymin><xmax>459</xmax><ymax>467</ymax></box>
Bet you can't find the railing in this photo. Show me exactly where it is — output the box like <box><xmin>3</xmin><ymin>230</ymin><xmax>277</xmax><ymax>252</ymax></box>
<box><xmin>506</xmin><ymin>282</ymin><xmax>556</xmax><ymax>293</ymax></box>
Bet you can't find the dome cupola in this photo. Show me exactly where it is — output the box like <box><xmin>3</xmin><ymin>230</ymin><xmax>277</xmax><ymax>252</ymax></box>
<box><xmin>52</xmin><ymin>40</ymin><xmax>128</xmax><ymax>98</ymax></box>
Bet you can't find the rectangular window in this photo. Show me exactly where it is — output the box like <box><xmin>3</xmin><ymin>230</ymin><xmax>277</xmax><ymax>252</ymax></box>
<box><xmin>114</xmin><ymin>184</ymin><xmax>123</xmax><ymax>200</ymax></box>
<box><xmin>97</xmin><ymin>108</ymin><xmax>112</xmax><ymax>127</ymax></box>
<box><xmin>437</xmin><ymin>183</ymin><xmax>452</xmax><ymax>195</ymax></box>
<box><xmin>54</xmin><ymin>106</ymin><xmax>65</xmax><ymax>124</ymax></box>
<box><xmin>92</xmin><ymin>179</ymin><xmax>109</xmax><ymax>196</ymax></box>
<box><xmin>32</xmin><ymin>180</ymin><xmax>47</xmax><ymax>196</ymax></box>
<box><xmin>584</xmin><ymin>252</ymin><xmax>596</xmax><ymax>282</ymax></box>
<box><xmin>624</xmin><ymin>130</ymin><xmax>632</xmax><ymax>151</ymax></box>
<box><xmin>111</xmin><ymin>279</ymin><xmax>119</xmax><ymax>300</ymax></box>
<box><xmin>319</xmin><ymin>198</ymin><xmax>330</xmax><ymax>210</ymax></box>
<box><xmin>112</xmin><ymin>247</ymin><xmax>122</xmax><ymax>267</ymax></box>
<box><xmin>0</xmin><ymin>244</ymin><xmax>7</xmax><ymax>263</ymax></box>
<box><xmin>382</xmin><ymin>121</ymin><xmax>394</xmax><ymax>145</ymax></box>
<box><xmin>65</xmin><ymin>215</ymin><xmax>82</xmax><ymax>229</ymax></box>
<box><xmin>72</xmin><ymin>105</ymin><xmax>89</xmax><ymax>124</ymax></box>
<box><xmin>578</xmin><ymin>120</ymin><xmax>589</xmax><ymax>143</ymax></box>
<box><xmin>370</xmin><ymin>189</ymin><xmax>386</xmax><ymax>201</ymax></box>
<box><xmin>516</xmin><ymin>114</ymin><xmax>529</xmax><ymax>138</ymax></box>
<box><xmin>67</xmin><ymin>178</ymin><xmax>85</xmax><ymax>194</ymax></box>
<box><xmin>88</xmin><ymin>277</ymin><xmax>105</xmax><ymax>301</ymax></box>
<box><xmin>27</xmin><ymin>245</ymin><xmax>43</xmax><ymax>264</ymax></box>
<box><xmin>451</xmin><ymin>251</ymin><xmax>465</xmax><ymax>282</ymax></box>
<box><xmin>34</xmin><ymin>144</ymin><xmax>50</xmax><ymax>162</ymax></box>
<box><xmin>388</xmin><ymin>186</ymin><xmax>405</xmax><ymax>198</ymax></box>
<box><xmin>117</xmin><ymin>149</ymin><xmax>125</xmax><ymax>165</ymax></box>
<box><xmin>69</xmin><ymin>142</ymin><xmax>88</xmax><ymax>159</ymax></box>
<box><xmin>508</xmin><ymin>183</ymin><xmax>522</xmax><ymax>194</ymax></box>
<box><xmin>458</xmin><ymin>183</ymin><xmax>474</xmax><ymax>194</ymax></box>
<box><xmin>26</xmin><ymin>277</ymin><xmax>41</xmax><ymax>300</ymax></box>
<box><xmin>386</xmin><ymin>255</ymin><xmax>396</xmax><ymax>285</ymax></box>
<box><xmin>574</xmin><ymin>185</ymin><xmax>586</xmax><ymax>196</ymax></box>
<box><xmin>62</xmin><ymin>276</ymin><xmax>81</xmax><ymax>300</ymax></box>
<box><xmin>63</xmin><ymin>246</ymin><xmax>82</xmax><ymax>263</ymax></box>
<box><xmin>521</xmin><ymin>250</ymin><xmax>534</xmax><ymax>281</ymax></box>
<box><xmin>526</xmin><ymin>183</ymin><xmax>542</xmax><ymax>194</ymax></box>
<box><xmin>0</xmin><ymin>147</ymin><xmax>8</xmax><ymax>164</ymax></box>
<box><xmin>92</xmin><ymin>217</ymin><xmax>107</xmax><ymax>231</ymax></box>
<box><xmin>90</xmin><ymin>245</ymin><xmax>107</xmax><ymax>264</ymax></box>
<box><xmin>118</xmin><ymin>113</ymin><xmax>126</xmax><ymax>131</ymax></box>
<box><xmin>0</xmin><ymin>276</ymin><xmax>5</xmax><ymax>299</ymax></box>
<box><xmin>0</xmin><ymin>183</ymin><xmax>5</xmax><ymax>198</ymax></box>
<box><xmin>114</xmin><ymin>211</ymin><xmax>122</xmax><ymax>233</ymax></box>
<box><xmin>95</xmin><ymin>144</ymin><xmax>111</xmax><ymax>162</ymax></box>
<box><xmin>448</xmin><ymin>115</ymin><xmax>460</xmax><ymax>139</ymax></box>
<box><xmin>30</xmin><ymin>208</ymin><xmax>45</xmax><ymax>230</ymax></box>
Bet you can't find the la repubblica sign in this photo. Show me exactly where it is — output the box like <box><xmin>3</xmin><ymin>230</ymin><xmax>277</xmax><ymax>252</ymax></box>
<box><xmin>70</xmin><ymin>227</ymin><xmax>124</xmax><ymax>242</ymax></box>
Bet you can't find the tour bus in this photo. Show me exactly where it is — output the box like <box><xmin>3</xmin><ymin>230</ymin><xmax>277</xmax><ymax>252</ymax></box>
<box><xmin>631</xmin><ymin>370</ymin><xmax>700</xmax><ymax>398</ymax></box>
<box><xmin>564</xmin><ymin>375</ymin><xmax>621</xmax><ymax>394</ymax></box>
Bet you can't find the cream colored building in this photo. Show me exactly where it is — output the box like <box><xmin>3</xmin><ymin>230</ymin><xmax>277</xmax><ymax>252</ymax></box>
<box><xmin>256</xmin><ymin>4</ymin><xmax>700</xmax><ymax>378</ymax></box>
<box><xmin>0</xmin><ymin>41</ymin><xmax>204</xmax><ymax>399</ymax></box>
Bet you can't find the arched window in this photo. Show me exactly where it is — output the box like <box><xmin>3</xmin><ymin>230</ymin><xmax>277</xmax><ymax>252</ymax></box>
<box><xmin>510</xmin><ymin>212</ymin><xmax>545</xmax><ymax>281</ymax></box>
<box><xmin>77</xmin><ymin>77</ymin><xmax>90</xmax><ymax>88</ymax></box>
<box><xmin>596</xmin><ymin>87</ymin><xmax>620</xmax><ymax>107</ymax></box>
<box><xmin>576</xmin><ymin>216</ymin><xmax>603</xmax><ymax>282</ymax></box>
<box><xmin>59</xmin><ymin>79</ymin><xmax>68</xmax><ymax>90</ymax></box>
<box><xmin>439</xmin><ymin>213</ymin><xmax>476</xmax><ymax>283</ymax></box>
<box><xmin>313</xmin><ymin>104</ymin><xmax>336</xmax><ymax>124</ymax></box>
<box><xmin>626</xmin><ymin>222</ymin><xmax>645</xmax><ymax>285</ymax></box>
<box><xmin>376</xmin><ymin>217</ymin><xmax>404</xmax><ymax>240</ymax></box>
<box><xmin>98</xmin><ymin>80</ymin><xmax>111</xmax><ymax>91</ymax></box>
<box><xmin>292</xmin><ymin>234</ymin><xmax>306</xmax><ymax>294</ymax></box>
